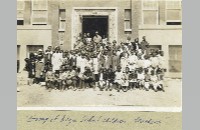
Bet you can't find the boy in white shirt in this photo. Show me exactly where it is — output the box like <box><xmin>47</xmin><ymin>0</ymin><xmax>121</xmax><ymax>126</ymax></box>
<box><xmin>114</xmin><ymin>66</ymin><xmax>123</xmax><ymax>92</ymax></box>
<box><xmin>137</xmin><ymin>68</ymin><xmax>145</xmax><ymax>90</ymax></box>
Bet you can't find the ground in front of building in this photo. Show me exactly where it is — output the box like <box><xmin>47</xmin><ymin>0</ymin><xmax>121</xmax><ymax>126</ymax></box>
<box><xmin>17</xmin><ymin>71</ymin><xmax>181</xmax><ymax>107</ymax></box>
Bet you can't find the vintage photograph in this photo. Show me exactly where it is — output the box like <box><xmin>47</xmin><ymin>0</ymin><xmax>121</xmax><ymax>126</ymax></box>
<box><xmin>17</xmin><ymin>0</ymin><xmax>182</xmax><ymax>108</ymax></box>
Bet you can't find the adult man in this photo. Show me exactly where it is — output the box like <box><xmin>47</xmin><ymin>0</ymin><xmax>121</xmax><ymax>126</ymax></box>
<box><xmin>93</xmin><ymin>31</ymin><xmax>102</xmax><ymax>44</ymax></box>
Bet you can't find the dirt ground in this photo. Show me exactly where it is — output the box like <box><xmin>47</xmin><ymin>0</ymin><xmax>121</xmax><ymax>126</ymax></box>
<box><xmin>17</xmin><ymin>71</ymin><xmax>182</xmax><ymax>107</ymax></box>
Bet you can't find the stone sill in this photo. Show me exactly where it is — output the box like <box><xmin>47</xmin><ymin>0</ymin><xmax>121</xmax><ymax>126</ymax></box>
<box><xmin>139</xmin><ymin>25</ymin><xmax>182</xmax><ymax>30</ymax></box>
<box><xmin>17</xmin><ymin>25</ymin><xmax>52</xmax><ymax>30</ymax></box>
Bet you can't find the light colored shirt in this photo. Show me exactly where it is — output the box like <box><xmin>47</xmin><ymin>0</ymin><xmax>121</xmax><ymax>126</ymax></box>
<box><xmin>93</xmin><ymin>35</ymin><xmax>102</xmax><ymax>43</ymax></box>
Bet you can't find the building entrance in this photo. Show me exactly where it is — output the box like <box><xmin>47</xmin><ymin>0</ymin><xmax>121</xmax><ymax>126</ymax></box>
<box><xmin>82</xmin><ymin>16</ymin><xmax>108</xmax><ymax>39</ymax></box>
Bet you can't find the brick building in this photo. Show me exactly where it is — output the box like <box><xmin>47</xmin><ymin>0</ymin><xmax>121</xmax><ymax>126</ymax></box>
<box><xmin>17</xmin><ymin>0</ymin><xmax>182</xmax><ymax>77</ymax></box>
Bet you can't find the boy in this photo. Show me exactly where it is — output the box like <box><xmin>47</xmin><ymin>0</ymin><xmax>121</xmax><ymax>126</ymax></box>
<box><xmin>144</xmin><ymin>68</ymin><xmax>151</xmax><ymax>91</ymax></box>
<box><xmin>54</xmin><ymin>70</ymin><xmax>61</xmax><ymax>90</ymax></box>
<box><xmin>83</xmin><ymin>66</ymin><xmax>94</xmax><ymax>89</ymax></box>
<box><xmin>98</xmin><ymin>68</ymin><xmax>108</xmax><ymax>91</ymax></box>
<box><xmin>45</xmin><ymin>67</ymin><xmax>54</xmax><ymax>92</ymax></box>
<box><xmin>106</xmin><ymin>66</ymin><xmax>115</xmax><ymax>91</ymax></box>
<box><xmin>129</xmin><ymin>70</ymin><xmax>138</xmax><ymax>90</ymax></box>
<box><xmin>114</xmin><ymin>66</ymin><xmax>123</xmax><ymax>92</ymax></box>
<box><xmin>121</xmin><ymin>67</ymin><xmax>130</xmax><ymax>92</ymax></box>
<box><xmin>137</xmin><ymin>68</ymin><xmax>145</xmax><ymax>90</ymax></box>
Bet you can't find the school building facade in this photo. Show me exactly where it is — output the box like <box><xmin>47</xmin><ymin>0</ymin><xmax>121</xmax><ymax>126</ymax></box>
<box><xmin>17</xmin><ymin>0</ymin><xmax>182</xmax><ymax>78</ymax></box>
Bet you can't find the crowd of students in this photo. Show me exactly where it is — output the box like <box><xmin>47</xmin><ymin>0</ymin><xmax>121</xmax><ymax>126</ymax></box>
<box><xmin>24</xmin><ymin>32</ymin><xmax>166</xmax><ymax>92</ymax></box>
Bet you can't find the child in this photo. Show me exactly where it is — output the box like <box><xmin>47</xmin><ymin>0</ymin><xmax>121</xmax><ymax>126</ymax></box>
<box><xmin>65</xmin><ymin>67</ymin><xmax>74</xmax><ymax>90</ymax></box>
<box><xmin>71</xmin><ymin>66</ymin><xmax>79</xmax><ymax>91</ymax></box>
<box><xmin>98</xmin><ymin>68</ymin><xmax>107</xmax><ymax>91</ymax></box>
<box><xmin>59</xmin><ymin>68</ymin><xmax>68</xmax><ymax>91</ymax></box>
<box><xmin>114</xmin><ymin>66</ymin><xmax>123</xmax><ymax>92</ymax></box>
<box><xmin>54</xmin><ymin>70</ymin><xmax>61</xmax><ymax>90</ymax></box>
<box><xmin>144</xmin><ymin>68</ymin><xmax>151</xmax><ymax>91</ymax></box>
<box><xmin>150</xmin><ymin>70</ymin><xmax>159</xmax><ymax>92</ymax></box>
<box><xmin>92</xmin><ymin>53</ymin><xmax>100</xmax><ymax>90</ymax></box>
<box><xmin>106</xmin><ymin>67</ymin><xmax>115</xmax><ymax>91</ymax></box>
<box><xmin>83</xmin><ymin>66</ymin><xmax>94</xmax><ymax>89</ymax></box>
<box><xmin>137</xmin><ymin>68</ymin><xmax>145</xmax><ymax>90</ymax></box>
<box><xmin>45</xmin><ymin>67</ymin><xmax>54</xmax><ymax>92</ymax></box>
<box><xmin>128</xmin><ymin>51</ymin><xmax>138</xmax><ymax>72</ymax></box>
<box><xmin>129</xmin><ymin>70</ymin><xmax>138</xmax><ymax>90</ymax></box>
<box><xmin>121</xmin><ymin>67</ymin><xmax>130</xmax><ymax>92</ymax></box>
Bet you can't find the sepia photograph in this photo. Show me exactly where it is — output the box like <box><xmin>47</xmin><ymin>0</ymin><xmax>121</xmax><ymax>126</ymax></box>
<box><xmin>17</xmin><ymin>0</ymin><xmax>182</xmax><ymax>108</ymax></box>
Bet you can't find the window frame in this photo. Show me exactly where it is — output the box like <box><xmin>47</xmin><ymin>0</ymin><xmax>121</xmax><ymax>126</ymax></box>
<box><xmin>124</xmin><ymin>9</ymin><xmax>132</xmax><ymax>32</ymax></box>
<box><xmin>168</xmin><ymin>45</ymin><xmax>182</xmax><ymax>73</ymax></box>
<box><xmin>17</xmin><ymin>0</ymin><xmax>25</xmax><ymax>21</ymax></box>
<box><xmin>17</xmin><ymin>0</ymin><xmax>25</xmax><ymax>11</ymax></box>
<box><xmin>31</xmin><ymin>0</ymin><xmax>48</xmax><ymax>25</ymax></box>
<box><xmin>165</xmin><ymin>0</ymin><xmax>182</xmax><ymax>24</ymax></box>
<box><xmin>32</xmin><ymin>0</ymin><xmax>48</xmax><ymax>11</ymax></box>
<box><xmin>58</xmin><ymin>9</ymin><xmax>66</xmax><ymax>31</ymax></box>
<box><xmin>141</xmin><ymin>0</ymin><xmax>159</xmax><ymax>25</ymax></box>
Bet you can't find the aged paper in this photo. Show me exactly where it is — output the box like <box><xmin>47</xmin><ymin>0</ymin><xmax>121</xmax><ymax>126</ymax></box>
<box><xmin>17</xmin><ymin>0</ymin><xmax>182</xmax><ymax>129</ymax></box>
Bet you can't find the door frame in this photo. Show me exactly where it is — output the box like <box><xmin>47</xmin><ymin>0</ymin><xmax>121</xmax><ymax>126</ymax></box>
<box><xmin>82</xmin><ymin>15</ymin><xmax>109</xmax><ymax>38</ymax></box>
<box><xmin>72</xmin><ymin>7</ymin><xmax>118</xmax><ymax>49</ymax></box>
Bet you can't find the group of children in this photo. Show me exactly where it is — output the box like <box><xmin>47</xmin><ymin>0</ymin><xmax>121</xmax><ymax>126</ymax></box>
<box><xmin>25</xmin><ymin>35</ymin><xmax>166</xmax><ymax>92</ymax></box>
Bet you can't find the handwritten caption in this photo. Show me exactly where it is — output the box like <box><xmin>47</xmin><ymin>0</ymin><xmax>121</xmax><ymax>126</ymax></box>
<box><xmin>26</xmin><ymin>115</ymin><xmax>161</xmax><ymax>126</ymax></box>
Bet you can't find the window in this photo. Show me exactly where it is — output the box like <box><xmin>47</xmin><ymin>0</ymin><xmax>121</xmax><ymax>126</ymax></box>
<box><xmin>59</xmin><ymin>9</ymin><xmax>66</xmax><ymax>31</ymax></box>
<box><xmin>17</xmin><ymin>45</ymin><xmax>20</xmax><ymax>73</ymax></box>
<box><xmin>27</xmin><ymin>45</ymin><xmax>44</xmax><ymax>58</ymax></box>
<box><xmin>17</xmin><ymin>45</ymin><xmax>20</xmax><ymax>61</ymax></box>
<box><xmin>17</xmin><ymin>20</ymin><xmax>24</xmax><ymax>25</ymax></box>
<box><xmin>149</xmin><ymin>45</ymin><xmax>162</xmax><ymax>54</ymax></box>
<box><xmin>17</xmin><ymin>0</ymin><xmax>25</xmax><ymax>25</ymax></box>
<box><xmin>124</xmin><ymin>9</ymin><xmax>131</xmax><ymax>31</ymax></box>
<box><xmin>169</xmin><ymin>45</ymin><xmax>182</xmax><ymax>72</ymax></box>
<box><xmin>142</xmin><ymin>0</ymin><xmax>158</xmax><ymax>25</ymax></box>
<box><xmin>17</xmin><ymin>0</ymin><xmax>25</xmax><ymax>10</ymax></box>
<box><xmin>166</xmin><ymin>1</ymin><xmax>182</xmax><ymax>25</ymax></box>
<box><xmin>31</xmin><ymin>0</ymin><xmax>48</xmax><ymax>25</ymax></box>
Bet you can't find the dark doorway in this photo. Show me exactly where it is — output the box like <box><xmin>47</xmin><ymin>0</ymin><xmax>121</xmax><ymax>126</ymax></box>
<box><xmin>82</xmin><ymin>16</ymin><xmax>108</xmax><ymax>39</ymax></box>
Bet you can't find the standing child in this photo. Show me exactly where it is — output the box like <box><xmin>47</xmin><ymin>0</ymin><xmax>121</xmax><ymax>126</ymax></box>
<box><xmin>54</xmin><ymin>70</ymin><xmax>60</xmax><ymax>90</ymax></box>
<box><xmin>129</xmin><ymin>70</ymin><xmax>138</xmax><ymax>90</ymax></box>
<box><xmin>114</xmin><ymin>66</ymin><xmax>123</xmax><ymax>92</ymax></box>
<box><xmin>106</xmin><ymin>66</ymin><xmax>115</xmax><ymax>91</ymax></box>
<box><xmin>45</xmin><ymin>67</ymin><xmax>54</xmax><ymax>92</ymax></box>
<box><xmin>150</xmin><ymin>70</ymin><xmax>159</xmax><ymax>92</ymax></box>
<box><xmin>137</xmin><ymin>68</ymin><xmax>145</xmax><ymax>90</ymax></box>
<box><xmin>121</xmin><ymin>67</ymin><xmax>130</xmax><ymax>92</ymax></box>
<box><xmin>98</xmin><ymin>68</ymin><xmax>108</xmax><ymax>91</ymax></box>
<box><xmin>144</xmin><ymin>68</ymin><xmax>151</xmax><ymax>91</ymax></box>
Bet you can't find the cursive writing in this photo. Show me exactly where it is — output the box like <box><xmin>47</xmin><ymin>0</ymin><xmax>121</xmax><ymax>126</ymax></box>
<box><xmin>26</xmin><ymin>115</ymin><xmax>161</xmax><ymax>126</ymax></box>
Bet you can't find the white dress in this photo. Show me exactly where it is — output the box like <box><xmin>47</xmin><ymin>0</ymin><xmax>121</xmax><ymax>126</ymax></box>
<box><xmin>93</xmin><ymin>58</ymin><xmax>99</xmax><ymax>74</ymax></box>
<box><xmin>52</xmin><ymin>53</ymin><xmax>63</xmax><ymax>72</ymax></box>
